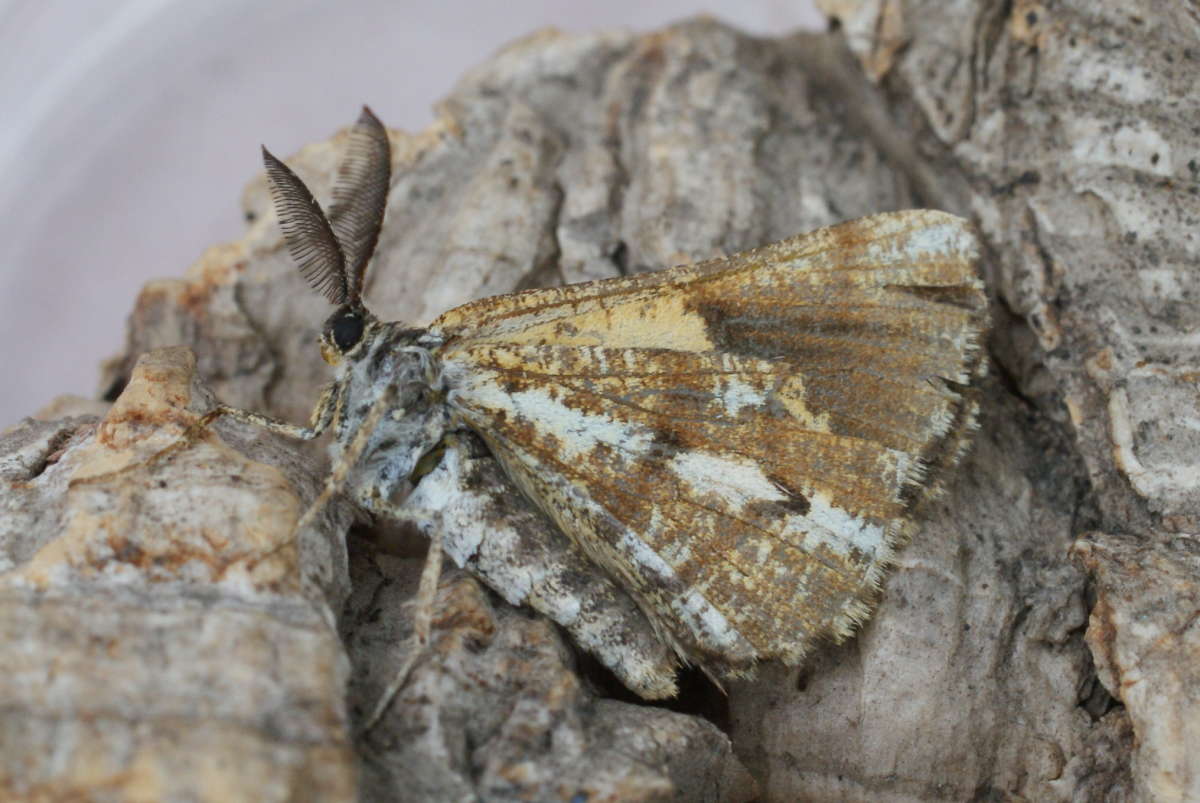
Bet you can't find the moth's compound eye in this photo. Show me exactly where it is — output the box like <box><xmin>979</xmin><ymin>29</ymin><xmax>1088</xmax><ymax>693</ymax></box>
<box><xmin>331</xmin><ymin>314</ymin><xmax>364</xmax><ymax>352</ymax></box>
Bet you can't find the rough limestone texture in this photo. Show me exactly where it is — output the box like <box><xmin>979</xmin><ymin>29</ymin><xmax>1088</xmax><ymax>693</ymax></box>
<box><xmin>812</xmin><ymin>1</ymin><xmax>1200</xmax><ymax>800</ymax></box>
<box><xmin>729</xmin><ymin>388</ymin><xmax>1126</xmax><ymax>801</ymax></box>
<box><xmin>817</xmin><ymin>0</ymin><xmax>1200</xmax><ymax>530</ymax></box>
<box><xmin>345</xmin><ymin>553</ymin><xmax>754</xmax><ymax>802</ymax></box>
<box><xmin>1073</xmin><ymin>533</ymin><xmax>1200</xmax><ymax>801</ymax></box>
<box><xmin>0</xmin><ymin>347</ymin><xmax>357</xmax><ymax>802</ymax></box>
<box><xmin>3</xmin><ymin>7</ymin><xmax>1195</xmax><ymax>802</ymax></box>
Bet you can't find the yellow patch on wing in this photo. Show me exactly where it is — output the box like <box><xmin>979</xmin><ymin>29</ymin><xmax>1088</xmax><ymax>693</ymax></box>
<box><xmin>429</xmin><ymin>210</ymin><xmax>988</xmax><ymax>672</ymax></box>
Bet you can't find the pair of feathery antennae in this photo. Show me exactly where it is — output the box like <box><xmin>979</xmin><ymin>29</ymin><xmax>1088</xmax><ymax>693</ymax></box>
<box><xmin>261</xmin><ymin>106</ymin><xmax>392</xmax><ymax>307</ymax></box>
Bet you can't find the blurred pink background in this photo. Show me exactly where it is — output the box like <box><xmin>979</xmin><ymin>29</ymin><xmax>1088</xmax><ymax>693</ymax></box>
<box><xmin>0</xmin><ymin>0</ymin><xmax>822</xmax><ymax>427</ymax></box>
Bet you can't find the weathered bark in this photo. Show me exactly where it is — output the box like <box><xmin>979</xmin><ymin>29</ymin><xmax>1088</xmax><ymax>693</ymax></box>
<box><xmin>3</xmin><ymin>6</ymin><xmax>1196</xmax><ymax>801</ymax></box>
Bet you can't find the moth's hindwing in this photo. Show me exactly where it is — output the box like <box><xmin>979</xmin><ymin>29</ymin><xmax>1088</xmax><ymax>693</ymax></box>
<box><xmin>430</xmin><ymin>210</ymin><xmax>987</xmax><ymax>675</ymax></box>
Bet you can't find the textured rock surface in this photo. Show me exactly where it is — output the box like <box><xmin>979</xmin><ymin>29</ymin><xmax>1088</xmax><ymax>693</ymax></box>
<box><xmin>4</xmin><ymin>7</ymin><xmax>1195</xmax><ymax>801</ymax></box>
<box><xmin>815</xmin><ymin>1</ymin><xmax>1199</xmax><ymax>799</ymax></box>
<box><xmin>730</xmin><ymin>386</ymin><xmax>1131</xmax><ymax>800</ymax></box>
<box><xmin>0</xmin><ymin>347</ymin><xmax>357</xmax><ymax>802</ymax></box>
<box><xmin>345</xmin><ymin>554</ymin><xmax>754</xmax><ymax>802</ymax></box>
<box><xmin>821</xmin><ymin>0</ymin><xmax>1200</xmax><ymax>532</ymax></box>
<box><xmin>1074</xmin><ymin>533</ymin><xmax>1200</xmax><ymax>801</ymax></box>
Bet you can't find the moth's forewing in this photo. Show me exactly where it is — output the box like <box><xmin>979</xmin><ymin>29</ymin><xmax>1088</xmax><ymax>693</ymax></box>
<box><xmin>430</xmin><ymin>210</ymin><xmax>987</xmax><ymax>675</ymax></box>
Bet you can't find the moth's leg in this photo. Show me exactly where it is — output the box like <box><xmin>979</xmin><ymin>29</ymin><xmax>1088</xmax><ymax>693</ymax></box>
<box><xmin>362</xmin><ymin>520</ymin><xmax>443</xmax><ymax>732</ymax></box>
<box><xmin>195</xmin><ymin>381</ymin><xmax>342</xmax><ymax>441</ymax></box>
<box><xmin>131</xmin><ymin>382</ymin><xmax>345</xmax><ymax>478</ymax></box>
<box><xmin>73</xmin><ymin>380</ymin><xmax>346</xmax><ymax>490</ymax></box>
<box><xmin>398</xmin><ymin>431</ymin><xmax>681</xmax><ymax>700</ymax></box>
<box><xmin>290</xmin><ymin>383</ymin><xmax>389</xmax><ymax>538</ymax></box>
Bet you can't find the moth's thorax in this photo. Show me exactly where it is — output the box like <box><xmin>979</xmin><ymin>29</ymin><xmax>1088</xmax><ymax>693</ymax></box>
<box><xmin>331</xmin><ymin>321</ymin><xmax>449</xmax><ymax>511</ymax></box>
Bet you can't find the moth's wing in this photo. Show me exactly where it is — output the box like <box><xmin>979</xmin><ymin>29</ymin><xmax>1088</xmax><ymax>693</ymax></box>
<box><xmin>430</xmin><ymin>210</ymin><xmax>987</xmax><ymax>674</ymax></box>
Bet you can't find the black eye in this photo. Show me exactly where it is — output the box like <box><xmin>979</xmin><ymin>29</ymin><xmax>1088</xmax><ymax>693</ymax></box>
<box><xmin>331</xmin><ymin>314</ymin><xmax>364</xmax><ymax>352</ymax></box>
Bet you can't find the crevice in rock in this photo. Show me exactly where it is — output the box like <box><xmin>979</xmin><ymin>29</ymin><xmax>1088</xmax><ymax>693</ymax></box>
<box><xmin>101</xmin><ymin>373</ymin><xmax>128</xmax><ymax>403</ymax></box>
<box><xmin>574</xmin><ymin>650</ymin><xmax>732</xmax><ymax>735</ymax></box>
<box><xmin>609</xmin><ymin>240</ymin><xmax>630</xmax><ymax>276</ymax></box>
<box><xmin>22</xmin><ymin>426</ymin><xmax>75</xmax><ymax>480</ymax></box>
<box><xmin>513</xmin><ymin>180</ymin><xmax>567</xmax><ymax>292</ymax></box>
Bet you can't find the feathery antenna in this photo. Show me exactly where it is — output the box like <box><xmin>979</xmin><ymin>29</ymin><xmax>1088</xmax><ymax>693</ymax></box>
<box><xmin>329</xmin><ymin>106</ymin><xmax>392</xmax><ymax>302</ymax></box>
<box><xmin>262</xmin><ymin>146</ymin><xmax>349</xmax><ymax>305</ymax></box>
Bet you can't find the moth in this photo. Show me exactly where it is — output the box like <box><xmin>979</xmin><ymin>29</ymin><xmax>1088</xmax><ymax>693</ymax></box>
<box><xmin>219</xmin><ymin>107</ymin><xmax>987</xmax><ymax>706</ymax></box>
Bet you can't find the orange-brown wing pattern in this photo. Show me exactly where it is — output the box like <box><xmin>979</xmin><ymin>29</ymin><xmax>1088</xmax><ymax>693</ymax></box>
<box><xmin>429</xmin><ymin>210</ymin><xmax>987</xmax><ymax>672</ymax></box>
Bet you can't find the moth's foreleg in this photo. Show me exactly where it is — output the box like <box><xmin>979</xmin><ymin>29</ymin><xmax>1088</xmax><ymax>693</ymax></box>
<box><xmin>196</xmin><ymin>382</ymin><xmax>342</xmax><ymax>441</ymax></box>
<box><xmin>77</xmin><ymin>382</ymin><xmax>346</xmax><ymax>489</ymax></box>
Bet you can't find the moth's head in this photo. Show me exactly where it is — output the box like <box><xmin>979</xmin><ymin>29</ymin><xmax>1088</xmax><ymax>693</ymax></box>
<box><xmin>261</xmin><ymin>105</ymin><xmax>392</xmax><ymax>368</ymax></box>
<box><xmin>318</xmin><ymin>304</ymin><xmax>378</xmax><ymax>366</ymax></box>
